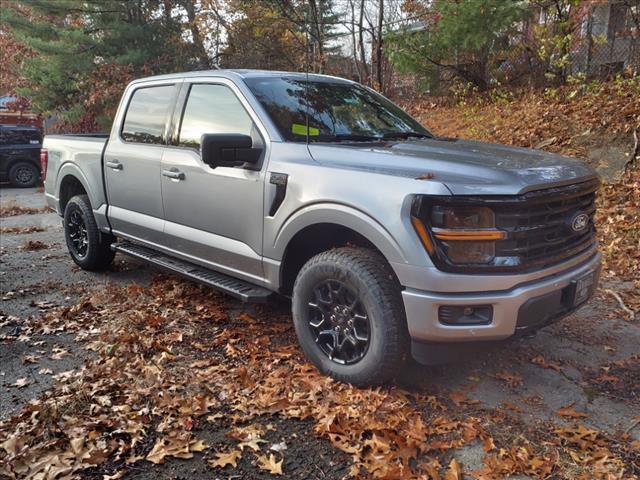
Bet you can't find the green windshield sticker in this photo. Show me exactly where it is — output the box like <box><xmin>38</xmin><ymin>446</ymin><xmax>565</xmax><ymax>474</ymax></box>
<box><xmin>291</xmin><ymin>123</ymin><xmax>319</xmax><ymax>136</ymax></box>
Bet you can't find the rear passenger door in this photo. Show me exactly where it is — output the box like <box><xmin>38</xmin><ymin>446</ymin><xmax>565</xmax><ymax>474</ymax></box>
<box><xmin>160</xmin><ymin>80</ymin><xmax>267</xmax><ymax>283</ymax></box>
<box><xmin>104</xmin><ymin>82</ymin><xmax>180</xmax><ymax>246</ymax></box>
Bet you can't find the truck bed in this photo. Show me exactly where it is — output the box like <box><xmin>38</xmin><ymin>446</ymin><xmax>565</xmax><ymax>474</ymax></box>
<box><xmin>43</xmin><ymin>134</ymin><xmax>109</xmax><ymax>215</ymax></box>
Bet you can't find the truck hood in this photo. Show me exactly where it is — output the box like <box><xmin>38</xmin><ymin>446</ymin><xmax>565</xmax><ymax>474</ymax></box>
<box><xmin>308</xmin><ymin>138</ymin><xmax>597</xmax><ymax>195</ymax></box>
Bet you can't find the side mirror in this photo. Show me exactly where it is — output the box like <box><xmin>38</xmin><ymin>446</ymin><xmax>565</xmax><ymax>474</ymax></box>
<box><xmin>200</xmin><ymin>133</ymin><xmax>262</xmax><ymax>169</ymax></box>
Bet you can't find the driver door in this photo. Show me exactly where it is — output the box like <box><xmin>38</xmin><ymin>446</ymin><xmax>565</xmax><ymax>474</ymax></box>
<box><xmin>160</xmin><ymin>81</ymin><xmax>267</xmax><ymax>283</ymax></box>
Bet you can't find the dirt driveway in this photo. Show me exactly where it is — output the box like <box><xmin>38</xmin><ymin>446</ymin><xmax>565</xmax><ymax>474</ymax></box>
<box><xmin>1</xmin><ymin>187</ymin><xmax>638</xmax><ymax>479</ymax></box>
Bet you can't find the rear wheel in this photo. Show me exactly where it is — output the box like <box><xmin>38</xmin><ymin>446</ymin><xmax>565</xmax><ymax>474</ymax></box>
<box><xmin>8</xmin><ymin>161</ymin><xmax>39</xmax><ymax>188</ymax></box>
<box><xmin>63</xmin><ymin>194</ymin><xmax>115</xmax><ymax>271</ymax></box>
<box><xmin>292</xmin><ymin>247</ymin><xmax>408</xmax><ymax>386</ymax></box>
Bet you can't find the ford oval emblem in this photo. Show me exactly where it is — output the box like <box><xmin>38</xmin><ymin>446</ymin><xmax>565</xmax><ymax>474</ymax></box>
<box><xmin>571</xmin><ymin>213</ymin><xmax>589</xmax><ymax>232</ymax></box>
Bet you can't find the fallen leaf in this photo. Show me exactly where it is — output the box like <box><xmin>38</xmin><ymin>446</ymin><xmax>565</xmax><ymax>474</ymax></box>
<box><xmin>449</xmin><ymin>390</ymin><xmax>479</xmax><ymax>407</ymax></box>
<box><xmin>2</xmin><ymin>436</ymin><xmax>18</xmax><ymax>454</ymax></box>
<box><xmin>531</xmin><ymin>355</ymin><xmax>562</xmax><ymax>373</ymax></box>
<box><xmin>190</xmin><ymin>439</ymin><xmax>208</xmax><ymax>452</ymax></box>
<box><xmin>534</xmin><ymin>136</ymin><xmax>557</xmax><ymax>149</ymax></box>
<box><xmin>444</xmin><ymin>458</ymin><xmax>462</xmax><ymax>480</ymax></box>
<box><xmin>208</xmin><ymin>449</ymin><xmax>242</xmax><ymax>469</ymax></box>
<box><xmin>483</xmin><ymin>436</ymin><xmax>496</xmax><ymax>452</ymax></box>
<box><xmin>22</xmin><ymin>354</ymin><xmax>40</xmax><ymax>364</ymax></box>
<box><xmin>494</xmin><ymin>370</ymin><xmax>523</xmax><ymax>387</ymax></box>
<box><xmin>12</xmin><ymin>377</ymin><xmax>30</xmax><ymax>388</ymax></box>
<box><xmin>416</xmin><ymin>172</ymin><xmax>435</xmax><ymax>180</ymax></box>
<box><xmin>256</xmin><ymin>453</ymin><xmax>283</xmax><ymax>475</ymax></box>
<box><xmin>556</xmin><ymin>402</ymin><xmax>588</xmax><ymax>419</ymax></box>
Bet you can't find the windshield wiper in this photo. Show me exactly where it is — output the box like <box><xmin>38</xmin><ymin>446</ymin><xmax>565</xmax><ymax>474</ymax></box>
<box><xmin>314</xmin><ymin>133</ymin><xmax>383</xmax><ymax>142</ymax></box>
<box><xmin>380</xmin><ymin>131</ymin><xmax>432</xmax><ymax>140</ymax></box>
<box><xmin>310</xmin><ymin>132</ymin><xmax>432</xmax><ymax>143</ymax></box>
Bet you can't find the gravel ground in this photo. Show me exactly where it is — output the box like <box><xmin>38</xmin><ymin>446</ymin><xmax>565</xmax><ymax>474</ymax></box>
<box><xmin>1</xmin><ymin>186</ymin><xmax>638</xmax><ymax>479</ymax></box>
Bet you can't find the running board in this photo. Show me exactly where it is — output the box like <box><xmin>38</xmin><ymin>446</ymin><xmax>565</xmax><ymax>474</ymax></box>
<box><xmin>112</xmin><ymin>241</ymin><xmax>272</xmax><ymax>303</ymax></box>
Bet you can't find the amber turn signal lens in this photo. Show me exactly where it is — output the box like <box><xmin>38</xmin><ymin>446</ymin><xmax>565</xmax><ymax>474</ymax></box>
<box><xmin>411</xmin><ymin>216</ymin><xmax>435</xmax><ymax>254</ymax></box>
<box><xmin>433</xmin><ymin>229</ymin><xmax>506</xmax><ymax>241</ymax></box>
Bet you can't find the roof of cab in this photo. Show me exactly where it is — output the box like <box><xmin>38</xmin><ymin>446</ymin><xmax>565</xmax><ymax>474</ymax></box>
<box><xmin>130</xmin><ymin>69</ymin><xmax>354</xmax><ymax>85</ymax></box>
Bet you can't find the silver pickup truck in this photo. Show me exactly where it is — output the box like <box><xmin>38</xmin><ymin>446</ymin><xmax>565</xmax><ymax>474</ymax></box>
<box><xmin>43</xmin><ymin>70</ymin><xmax>601</xmax><ymax>385</ymax></box>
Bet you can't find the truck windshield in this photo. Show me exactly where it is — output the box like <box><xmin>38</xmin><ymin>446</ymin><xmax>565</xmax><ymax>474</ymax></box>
<box><xmin>244</xmin><ymin>77</ymin><xmax>432</xmax><ymax>143</ymax></box>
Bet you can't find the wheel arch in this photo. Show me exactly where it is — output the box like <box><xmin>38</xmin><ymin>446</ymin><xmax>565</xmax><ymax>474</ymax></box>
<box><xmin>54</xmin><ymin>159</ymin><xmax>106</xmax><ymax>213</ymax></box>
<box><xmin>58</xmin><ymin>173</ymin><xmax>89</xmax><ymax>213</ymax></box>
<box><xmin>274</xmin><ymin>205</ymin><xmax>407</xmax><ymax>295</ymax></box>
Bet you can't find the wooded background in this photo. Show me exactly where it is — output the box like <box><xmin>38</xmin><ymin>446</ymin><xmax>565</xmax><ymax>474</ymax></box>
<box><xmin>1</xmin><ymin>0</ymin><xmax>639</xmax><ymax>131</ymax></box>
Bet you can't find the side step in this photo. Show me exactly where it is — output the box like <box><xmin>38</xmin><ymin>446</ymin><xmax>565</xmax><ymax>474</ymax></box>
<box><xmin>112</xmin><ymin>241</ymin><xmax>272</xmax><ymax>303</ymax></box>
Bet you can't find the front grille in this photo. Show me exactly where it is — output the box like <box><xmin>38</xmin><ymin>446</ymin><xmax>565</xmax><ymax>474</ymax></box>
<box><xmin>416</xmin><ymin>178</ymin><xmax>599</xmax><ymax>273</ymax></box>
<box><xmin>491</xmin><ymin>179</ymin><xmax>599</xmax><ymax>271</ymax></box>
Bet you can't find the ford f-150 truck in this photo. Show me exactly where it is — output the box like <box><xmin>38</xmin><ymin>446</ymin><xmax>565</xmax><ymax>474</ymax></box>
<box><xmin>43</xmin><ymin>70</ymin><xmax>601</xmax><ymax>385</ymax></box>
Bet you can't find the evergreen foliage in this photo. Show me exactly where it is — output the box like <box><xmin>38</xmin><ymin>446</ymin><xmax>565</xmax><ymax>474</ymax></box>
<box><xmin>387</xmin><ymin>0</ymin><xmax>528</xmax><ymax>91</ymax></box>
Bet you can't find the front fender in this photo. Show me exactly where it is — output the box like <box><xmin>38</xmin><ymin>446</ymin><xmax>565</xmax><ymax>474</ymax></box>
<box><xmin>269</xmin><ymin>202</ymin><xmax>409</xmax><ymax>268</ymax></box>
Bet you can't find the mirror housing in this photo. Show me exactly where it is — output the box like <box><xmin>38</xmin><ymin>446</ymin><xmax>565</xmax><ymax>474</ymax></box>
<box><xmin>200</xmin><ymin>134</ymin><xmax>262</xmax><ymax>169</ymax></box>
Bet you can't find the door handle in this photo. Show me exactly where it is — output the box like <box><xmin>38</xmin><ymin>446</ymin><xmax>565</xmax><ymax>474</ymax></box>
<box><xmin>105</xmin><ymin>160</ymin><xmax>123</xmax><ymax>170</ymax></box>
<box><xmin>162</xmin><ymin>168</ymin><xmax>185</xmax><ymax>180</ymax></box>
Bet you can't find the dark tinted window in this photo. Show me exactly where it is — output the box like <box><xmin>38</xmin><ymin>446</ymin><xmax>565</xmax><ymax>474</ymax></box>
<box><xmin>121</xmin><ymin>85</ymin><xmax>175</xmax><ymax>144</ymax></box>
<box><xmin>0</xmin><ymin>127</ymin><xmax>41</xmax><ymax>146</ymax></box>
<box><xmin>244</xmin><ymin>77</ymin><xmax>430</xmax><ymax>142</ymax></box>
<box><xmin>178</xmin><ymin>84</ymin><xmax>253</xmax><ymax>149</ymax></box>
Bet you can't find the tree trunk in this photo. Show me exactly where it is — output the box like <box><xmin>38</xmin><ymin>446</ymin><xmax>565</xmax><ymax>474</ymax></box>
<box><xmin>308</xmin><ymin>0</ymin><xmax>325</xmax><ymax>73</ymax></box>
<box><xmin>183</xmin><ymin>0</ymin><xmax>210</xmax><ymax>69</ymax></box>
<box><xmin>349</xmin><ymin>0</ymin><xmax>362</xmax><ymax>81</ymax></box>
<box><xmin>357</xmin><ymin>0</ymin><xmax>369</xmax><ymax>83</ymax></box>
<box><xmin>376</xmin><ymin>0</ymin><xmax>384</xmax><ymax>92</ymax></box>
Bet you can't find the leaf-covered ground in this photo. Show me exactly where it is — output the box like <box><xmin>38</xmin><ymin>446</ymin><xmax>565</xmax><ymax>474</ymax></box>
<box><xmin>1</xmin><ymin>79</ymin><xmax>639</xmax><ymax>479</ymax></box>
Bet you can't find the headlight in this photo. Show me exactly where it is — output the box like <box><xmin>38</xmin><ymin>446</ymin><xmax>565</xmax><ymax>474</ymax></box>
<box><xmin>431</xmin><ymin>205</ymin><xmax>494</xmax><ymax>229</ymax></box>
<box><xmin>411</xmin><ymin>199</ymin><xmax>506</xmax><ymax>266</ymax></box>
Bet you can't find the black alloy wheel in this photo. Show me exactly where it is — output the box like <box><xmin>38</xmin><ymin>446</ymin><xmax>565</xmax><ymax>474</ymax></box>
<box><xmin>307</xmin><ymin>279</ymin><xmax>370</xmax><ymax>364</ymax></box>
<box><xmin>67</xmin><ymin>207</ymin><xmax>89</xmax><ymax>259</ymax></box>
<box><xmin>15</xmin><ymin>165</ymin><xmax>35</xmax><ymax>185</ymax></box>
<box><xmin>9</xmin><ymin>162</ymin><xmax>39</xmax><ymax>187</ymax></box>
<box><xmin>63</xmin><ymin>194</ymin><xmax>115</xmax><ymax>270</ymax></box>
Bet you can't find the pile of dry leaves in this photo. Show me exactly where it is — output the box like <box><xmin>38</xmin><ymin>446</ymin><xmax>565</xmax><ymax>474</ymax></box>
<box><xmin>402</xmin><ymin>77</ymin><xmax>639</xmax><ymax>160</ymax></box>
<box><xmin>0</xmin><ymin>202</ymin><xmax>48</xmax><ymax>218</ymax></box>
<box><xmin>1</xmin><ymin>279</ymin><xmax>636</xmax><ymax>479</ymax></box>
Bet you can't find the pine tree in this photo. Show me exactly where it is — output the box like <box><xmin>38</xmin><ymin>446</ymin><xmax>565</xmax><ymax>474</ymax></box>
<box><xmin>2</xmin><ymin>0</ymin><xmax>207</xmax><ymax>129</ymax></box>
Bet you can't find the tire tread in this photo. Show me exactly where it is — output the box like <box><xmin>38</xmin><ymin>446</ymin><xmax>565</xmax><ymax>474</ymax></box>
<box><xmin>293</xmin><ymin>247</ymin><xmax>408</xmax><ymax>386</ymax></box>
<box><xmin>64</xmin><ymin>194</ymin><xmax>115</xmax><ymax>271</ymax></box>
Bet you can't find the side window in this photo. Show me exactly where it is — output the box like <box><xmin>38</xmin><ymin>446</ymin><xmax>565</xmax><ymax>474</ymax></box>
<box><xmin>121</xmin><ymin>85</ymin><xmax>175</xmax><ymax>144</ymax></box>
<box><xmin>178</xmin><ymin>84</ymin><xmax>253</xmax><ymax>149</ymax></box>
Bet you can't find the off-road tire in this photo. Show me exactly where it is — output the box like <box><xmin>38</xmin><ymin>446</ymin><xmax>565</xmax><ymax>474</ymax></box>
<box><xmin>292</xmin><ymin>247</ymin><xmax>409</xmax><ymax>386</ymax></box>
<box><xmin>63</xmin><ymin>194</ymin><xmax>115</xmax><ymax>271</ymax></box>
<box><xmin>8</xmin><ymin>161</ymin><xmax>39</xmax><ymax>188</ymax></box>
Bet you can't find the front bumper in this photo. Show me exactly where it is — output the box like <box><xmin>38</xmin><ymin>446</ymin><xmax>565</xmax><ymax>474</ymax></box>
<box><xmin>402</xmin><ymin>251</ymin><xmax>601</xmax><ymax>343</ymax></box>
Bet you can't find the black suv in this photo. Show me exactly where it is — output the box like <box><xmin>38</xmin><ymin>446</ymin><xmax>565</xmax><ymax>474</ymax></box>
<box><xmin>0</xmin><ymin>124</ymin><xmax>43</xmax><ymax>187</ymax></box>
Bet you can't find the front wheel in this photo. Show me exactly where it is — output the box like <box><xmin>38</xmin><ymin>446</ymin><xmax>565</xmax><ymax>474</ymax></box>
<box><xmin>63</xmin><ymin>194</ymin><xmax>115</xmax><ymax>271</ymax></box>
<box><xmin>292</xmin><ymin>247</ymin><xmax>409</xmax><ymax>386</ymax></box>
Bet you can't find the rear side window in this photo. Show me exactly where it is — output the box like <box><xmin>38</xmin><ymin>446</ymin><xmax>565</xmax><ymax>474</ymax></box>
<box><xmin>121</xmin><ymin>85</ymin><xmax>175</xmax><ymax>144</ymax></box>
<box><xmin>0</xmin><ymin>128</ymin><xmax>41</xmax><ymax>146</ymax></box>
<box><xmin>178</xmin><ymin>84</ymin><xmax>253</xmax><ymax>149</ymax></box>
